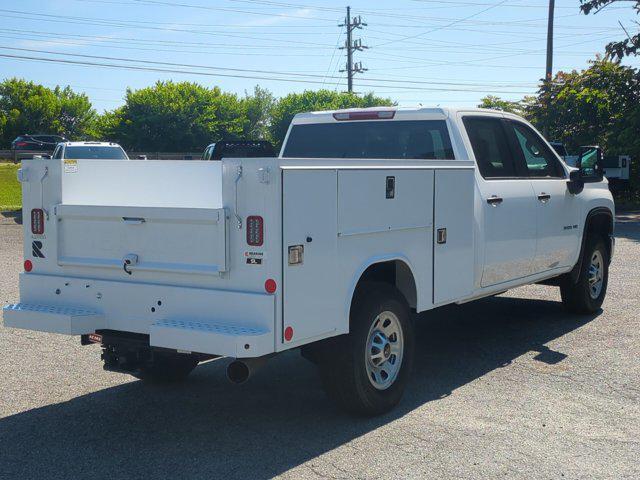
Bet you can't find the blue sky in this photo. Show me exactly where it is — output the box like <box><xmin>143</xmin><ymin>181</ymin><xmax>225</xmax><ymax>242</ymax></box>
<box><xmin>1</xmin><ymin>0</ymin><xmax>638</xmax><ymax>112</ymax></box>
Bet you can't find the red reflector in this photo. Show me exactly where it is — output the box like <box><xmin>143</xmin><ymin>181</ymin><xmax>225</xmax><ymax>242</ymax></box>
<box><xmin>246</xmin><ymin>216</ymin><xmax>264</xmax><ymax>246</ymax></box>
<box><xmin>31</xmin><ymin>209</ymin><xmax>44</xmax><ymax>235</ymax></box>
<box><xmin>333</xmin><ymin>110</ymin><xmax>396</xmax><ymax>121</ymax></box>
<box><xmin>284</xmin><ymin>326</ymin><xmax>294</xmax><ymax>342</ymax></box>
<box><xmin>265</xmin><ymin>278</ymin><xmax>277</xmax><ymax>294</ymax></box>
<box><xmin>88</xmin><ymin>333</ymin><xmax>102</xmax><ymax>344</ymax></box>
<box><xmin>24</xmin><ymin>260</ymin><xmax>33</xmax><ymax>272</ymax></box>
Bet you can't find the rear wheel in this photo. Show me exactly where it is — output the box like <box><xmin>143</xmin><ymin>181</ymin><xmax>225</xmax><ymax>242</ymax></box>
<box><xmin>319</xmin><ymin>282</ymin><xmax>414</xmax><ymax>416</ymax></box>
<box><xmin>134</xmin><ymin>352</ymin><xmax>199</xmax><ymax>383</ymax></box>
<box><xmin>561</xmin><ymin>235</ymin><xmax>609</xmax><ymax>314</ymax></box>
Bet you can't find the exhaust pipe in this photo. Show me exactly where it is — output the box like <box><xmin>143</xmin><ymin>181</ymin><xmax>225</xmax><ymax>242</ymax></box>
<box><xmin>226</xmin><ymin>355</ymin><xmax>272</xmax><ymax>384</ymax></box>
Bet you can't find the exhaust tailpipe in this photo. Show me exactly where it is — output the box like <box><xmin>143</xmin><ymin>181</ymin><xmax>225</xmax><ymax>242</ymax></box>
<box><xmin>226</xmin><ymin>355</ymin><xmax>272</xmax><ymax>384</ymax></box>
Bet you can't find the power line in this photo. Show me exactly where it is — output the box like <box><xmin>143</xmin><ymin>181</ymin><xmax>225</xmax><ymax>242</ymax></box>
<box><xmin>0</xmin><ymin>46</ymin><xmax>536</xmax><ymax>90</ymax></box>
<box><xmin>0</xmin><ymin>52</ymin><xmax>536</xmax><ymax>94</ymax></box>
<box><xmin>373</xmin><ymin>0</ymin><xmax>512</xmax><ymax>47</ymax></box>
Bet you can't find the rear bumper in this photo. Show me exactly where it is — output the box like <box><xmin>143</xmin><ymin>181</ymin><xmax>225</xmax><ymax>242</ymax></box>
<box><xmin>3</xmin><ymin>273</ymin><xmax>275</xmax><ymax>358</ymax></box>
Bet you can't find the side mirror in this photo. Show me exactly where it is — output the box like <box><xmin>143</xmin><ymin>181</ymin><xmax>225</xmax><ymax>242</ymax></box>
<box><xmin>577</xmin><ymin>146</ymin><xmax>604</xmax><ymax>183</ymax></box>
<box><xmin>567</xmin><ymin>169</ymin><xmax>584</xmax><ymax>195</ymax></box>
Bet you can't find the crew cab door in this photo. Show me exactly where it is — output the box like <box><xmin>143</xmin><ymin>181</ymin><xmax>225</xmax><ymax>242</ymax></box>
<box><xmin>504</xmin><ymin>119</ymin><xmax>580</xmax><ymax>272</ymax></box>
<box><xmin>461</xmin><ymin>115</ymin><xmax>537</xmax><ymax>287</ymax></box>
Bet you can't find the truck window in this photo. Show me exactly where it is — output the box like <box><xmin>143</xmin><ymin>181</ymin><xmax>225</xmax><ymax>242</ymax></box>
<box><xmin>52</xmin><ymin>146</ymin><xmax>63</xmax><ymax>159</ymax></box>
<box><xmin>509</xmin><ymin>122</ymin><xmax>563</xmax><ymax>178</ymax></box>
<box><xmin>462</xmin><ymin>117</ymin><xmax>516</xmax><ymax>178</ymax></box>
<box><xmin>63</xmin><ymin>146</ymin><xmax>128</xmax><ymax>160</ymax></box>
<box><xmin>282</xmin><ymin>120</ymin><xmax>455</xmax><ymax>159</ymax></box>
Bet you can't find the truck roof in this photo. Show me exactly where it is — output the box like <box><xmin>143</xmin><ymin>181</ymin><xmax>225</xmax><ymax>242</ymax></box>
<box><xmin>60</xmin><ymin>141</ymin><xmax>123</xmax><ymax>147</ymax></box>
<box><xmin>291</xmin><ymin>106</ymin><xmax>503</xmax><ymax>124</ymax></box>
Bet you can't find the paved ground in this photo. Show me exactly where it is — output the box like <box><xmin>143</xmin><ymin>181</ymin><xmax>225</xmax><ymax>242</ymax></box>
<box><xmin>0</xmin><ymin>214</ymin><xmax>638</xmax><ymax>480</ymax></box>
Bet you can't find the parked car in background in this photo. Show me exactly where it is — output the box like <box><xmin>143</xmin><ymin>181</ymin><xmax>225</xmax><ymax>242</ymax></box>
<box><xmin>11</xmin><ymin>134</ymin><xmax>67</xmax><ymax>152</ymax></box>
<box><xmin>11</xmin><ymin>134</ymin><xmax>67</xmax><ymax>161</ymax></box>
<box><xmin>52</xmin><ymin>141</ymin><xmax>129</xmax><ymax>160</ymax></box>
<box><xmin>202</xmin><ymin>140</ymin><xmax>276</xmax><ymax>160</ymax></box>
<box><xmin>549</xmin><ymin>141</ymin><xmax>568</xmax><ymax>158</ymax></box>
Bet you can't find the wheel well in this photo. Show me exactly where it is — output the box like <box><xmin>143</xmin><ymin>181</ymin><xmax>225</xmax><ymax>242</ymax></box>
<box><xmin>353</xmin><ymin>260</ymin><xmax>417</xmax><ymax>310</ymax></box>
<box><xmin>569</xmin><ymin>208</ymin><xmax>614</xmax><ymax>284</ymax></box>
<box><xmin>586</xmin><ymin>210</ymin><xmax>613</xmax><ymax>257</ymax></box>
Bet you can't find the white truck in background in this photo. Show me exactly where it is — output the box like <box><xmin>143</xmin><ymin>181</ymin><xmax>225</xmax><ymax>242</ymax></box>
<box><xmin>3</xmin><ymin>107</ymin><xmax>615</xmax><ymax>415</ymax></box>
<box><xmin>551</xmin><ymin>142</ymin><xmax>631</xmax><ymax>192</ymax></box>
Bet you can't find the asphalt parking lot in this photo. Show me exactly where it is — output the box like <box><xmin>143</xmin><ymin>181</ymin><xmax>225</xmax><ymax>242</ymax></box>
<box><xmin>0</xmin><ymin>213</ymin><xmax>638</xmax><ymax>480</ymax></box>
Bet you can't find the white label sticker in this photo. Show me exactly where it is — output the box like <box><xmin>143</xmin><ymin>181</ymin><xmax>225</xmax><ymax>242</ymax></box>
<box><xmin>64</xmin><ymin>159</ymin><xmax>78</xmax><ymax>173</ymax></box>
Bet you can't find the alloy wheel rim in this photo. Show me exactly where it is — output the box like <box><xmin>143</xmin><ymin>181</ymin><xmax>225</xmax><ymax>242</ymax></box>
<box><xmin>588</xmin><ymin>250</ymin><xmax>604</xmax><ymax>299</ymax></box>
<box><xmin>365</xmin><ymin>311</ymin><xmax>404</xmax><ymax>390</ymax></box>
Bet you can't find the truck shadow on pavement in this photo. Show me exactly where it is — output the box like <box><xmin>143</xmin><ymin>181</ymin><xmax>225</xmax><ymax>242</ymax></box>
<box><xmin>0</xmin><ymin>294</ymin><xmax>600</xmax><ymax>480</ymax></box>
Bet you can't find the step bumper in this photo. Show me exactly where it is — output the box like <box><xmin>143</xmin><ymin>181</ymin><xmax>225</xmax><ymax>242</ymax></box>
<box><xmin>150</xmin><ymin>319</ymin><xmax>272</xmax><ymax>358</ymax></box>
<box><xmin>2</xmin><ymin>303</ymin><xmax>104</xmax><ymax>334</ymax></box>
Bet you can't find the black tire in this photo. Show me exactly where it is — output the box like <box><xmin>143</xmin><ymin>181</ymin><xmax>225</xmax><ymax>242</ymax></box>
<box><xmin>319</xmin><ymin>282</ymin><xmax>414</xmax><ymax>416</ymax></box>
<box><xmin>134</xmin><ymin>352</ymin><xmax>199</xmax><ymax>383</ymax></box>
<box><xmin>560</xmin><ymin>235</ymin><xmax>609</xmax><ymax>314</ymax></box>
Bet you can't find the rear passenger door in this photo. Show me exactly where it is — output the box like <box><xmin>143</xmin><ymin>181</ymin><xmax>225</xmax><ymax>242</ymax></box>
<box><xmin>505</xmin><ymin>120</ymin><xmax>580</xmax><ymax>272</ymax></box>
<box><xmin>461</xmin><ymin>115</ymin><xmax>537</xmax><ymax>287</ymax></box>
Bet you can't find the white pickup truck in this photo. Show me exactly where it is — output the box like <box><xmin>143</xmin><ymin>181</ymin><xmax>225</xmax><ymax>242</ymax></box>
<box><xmin>3</xmin><ymin>107</ymin><xmax>615</xmax><ymax>415</ymax></box>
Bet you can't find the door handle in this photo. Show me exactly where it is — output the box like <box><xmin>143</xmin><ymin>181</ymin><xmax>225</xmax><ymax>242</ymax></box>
<box><xmin>122</xmin><ymin>217</ymin><xmax>146</xmax><ymax>225</ymax></box>
<box><xmin>486</xmin><ymin>196</ymin><xmax>503</xmax><ymax>206</ymax></box>
<box><xmin>537</xmin><ymin>193</ymin><xmax>551</xmax><ymax>203</ymax></box>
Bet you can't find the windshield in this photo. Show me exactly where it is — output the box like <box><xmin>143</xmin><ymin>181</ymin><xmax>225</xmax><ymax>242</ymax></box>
<box><xmin>64</xmin><ymin>146</ymin><xmax>127</xmax><ymax>160</ymax></box>
<box><xmin>282</xmin><ymin>120</ymin><xmax>455</xmax><ymax>159</ymax></box>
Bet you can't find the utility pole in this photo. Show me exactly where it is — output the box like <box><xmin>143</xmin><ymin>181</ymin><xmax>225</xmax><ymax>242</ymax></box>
<box><xmin>544</xmin><ymin>0</ymin><xmax>555</xmax><ymax>137</ymax></box>
<box><xmin>339</xmin><ymin>6</ymin><xmax>368</xmax><ymax>93</ymax></box>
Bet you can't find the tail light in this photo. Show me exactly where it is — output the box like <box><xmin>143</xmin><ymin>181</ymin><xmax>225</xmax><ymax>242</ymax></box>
<box><xmin>31</xmin><ymin>209</ymin><xmax>45</xmax><ymax>234</ymax></box>
<box><xmin>24</xmin><ymin>260</ymin><xmax>33</xmax><ymax>272</ymax></box>
<box><xmin>246</xmin><ymin>216</ymin><xmax>264</xmax><ymax>246</ymax></box>
<box><xmin>15</xmin><ymin>141</ymin><xmax>28</xmax><ymax>147</ymax></box>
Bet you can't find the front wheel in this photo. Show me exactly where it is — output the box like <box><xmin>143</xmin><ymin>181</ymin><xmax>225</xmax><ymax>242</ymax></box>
<box><xmin>561</xmin><ymin>235</ymin><xmax>609</xmax><ymax>314</ymax></box>
<box><xmin>319</xmin><ymin>282</ymin><xmax>414</xmax><ymax>416</ymax></box>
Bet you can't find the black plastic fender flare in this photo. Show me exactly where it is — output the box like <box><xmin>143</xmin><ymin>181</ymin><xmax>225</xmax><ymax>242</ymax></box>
<box><xmin>569</xmin><ymin>207</ymin><xmax>614</xmax><ymax>284</ymax></box>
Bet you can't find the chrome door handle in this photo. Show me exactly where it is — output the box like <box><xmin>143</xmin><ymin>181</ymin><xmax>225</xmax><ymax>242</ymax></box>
<box><xmin>537</xmin><ymin>193</ymin><xmax>551</xmax><ymax>203</ymax></box>
<box><xmin>486</xmin><ymin>196</ymin><xmax>503</xmax><ymax>206</ymax></box>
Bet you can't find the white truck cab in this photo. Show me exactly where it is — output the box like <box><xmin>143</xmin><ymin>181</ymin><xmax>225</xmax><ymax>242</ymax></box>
<box><xmin>4</xmin><ymin>107</ymin><xmax>614</xmax><ymax>415</ymax></box>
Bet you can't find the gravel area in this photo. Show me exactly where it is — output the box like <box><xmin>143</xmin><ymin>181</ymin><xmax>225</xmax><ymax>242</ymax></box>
<box><xmin>0</xmin><ymin>217</ymin><xmax>638</xmax><ymax>480</ymax></box>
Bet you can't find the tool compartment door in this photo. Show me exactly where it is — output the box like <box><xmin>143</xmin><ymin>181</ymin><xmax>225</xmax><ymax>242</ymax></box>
<box><xmin>433</xmin><ymin>168</ymin><xmax>475</xmax><ymax>304</ymax></box>
<box><xmin>57</xmin><ymin>205</ymin><xmax>227</xmax><ymax>275</ymax></box>
<box><xmin>282</xmin><ymin>169</ymin><xmax>339</xmax><ymax>346</ymax></box>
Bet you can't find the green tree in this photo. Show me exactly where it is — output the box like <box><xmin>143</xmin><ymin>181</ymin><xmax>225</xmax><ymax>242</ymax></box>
<box><xmin>478</xmin><ymin>95</ymin><xmax>533</xmax><ymax>116</ymax></box>
<box><xmin>100</xmin><ymin>81</ymin><xmax>249</xmax><ymax>151</ymax></box>
<box><xmin>527</xmin><ymin>59</ymin><xmax>640</xmax><ymax>156</ymax></box>
<box><xmin>0</xmin><ymin>78</ymin><xmax>96</xmax><ymax>146</ymax></box>
<box><xmin>243</xmin><ymin>85</ymin><xmax>275</xmax><ymax>140</ymax></box>
<box><xmin>268</xmin><ymin>90</ymin><xmax>395</xmax><ymax>148</ymax></box>
<box><xmin>580</xmin><ymin>0</ymin><xmax>639</xmax><ymax>59</ymax></box>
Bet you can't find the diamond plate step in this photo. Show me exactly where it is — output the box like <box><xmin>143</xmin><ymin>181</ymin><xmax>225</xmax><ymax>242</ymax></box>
<box><xmin>150</xmin><ymin>318</ymin><xmax>273</xmax><ymax>358</ymax></box>
<box><xmin>2</xmin><ymin>303</ymin><xmax>104</xmax><ymax>334</ymax></box>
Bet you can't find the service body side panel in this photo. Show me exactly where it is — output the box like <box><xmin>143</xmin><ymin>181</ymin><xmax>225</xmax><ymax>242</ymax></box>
<box><xmin>433</xmin><ymin>169</ymin><xmax>475</xmax><ymax>305</ymax></box>
<box><xmin>281</xmin><ymin>169</ymin><xmax>339</xmax><ymax>347</ymax></box>
<box><xmin>337</xmin><ymin>169</ymin><xmax>434</xmax><ymax>314</ymax></box>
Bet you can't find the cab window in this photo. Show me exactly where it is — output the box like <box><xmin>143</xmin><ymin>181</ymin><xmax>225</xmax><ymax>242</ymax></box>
<box><xmin>52</xmin><ymin>146</ymin><xmax>63</xmax><ymax>159</ymax></box>
<box><xmin>282</xmin><ymin>120</ymin><xmax>455</xmax><ymax>159</ymax></box>
<box><xmin>508</xmin><ymin>121</ymin><xmax>564</xmax><ymax>178</ymax></box>
<box><xmin>462</xmin><ymin>116</ymin><xmax>516</xmax><ymax>178</ymax></box>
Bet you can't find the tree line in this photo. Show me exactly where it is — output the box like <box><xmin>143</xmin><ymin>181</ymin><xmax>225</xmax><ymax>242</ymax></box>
<box><xmin>0</xmin><ymin>79</ymin><xmax>393</xmax><ymax>151</ymax></box>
